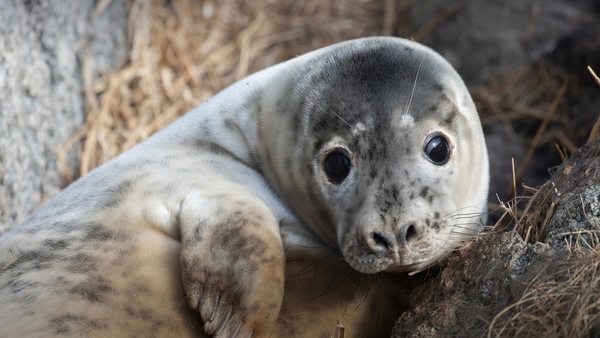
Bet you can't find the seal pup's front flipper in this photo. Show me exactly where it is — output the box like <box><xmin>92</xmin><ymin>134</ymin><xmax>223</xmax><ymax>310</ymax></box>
<box><xmin>179</xmin><ymin>188</ymin><xmax>285</xmax><ymax>338</ymax></box>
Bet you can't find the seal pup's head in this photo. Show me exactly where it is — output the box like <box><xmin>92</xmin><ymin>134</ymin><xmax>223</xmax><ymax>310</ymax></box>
<box><xmin>264</xmin><ymin>37</ymin><xmax>489</xmax><ymax>274</ymax></box>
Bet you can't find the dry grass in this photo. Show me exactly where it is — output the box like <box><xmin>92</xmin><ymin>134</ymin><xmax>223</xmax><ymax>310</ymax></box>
<box><xmin>485</xmin><ymin>65</ymin><xmax>600</xmax><ymax>338</ymax></box>
<box><xmin>495</xmin><ymin>163</ymin><xmax>573</xmax><ymax>244</ymax></box>
<box><xmin>470</xmin><ymin>64</ymin><xmax>572</xmax><ymax>199</ymax></box>
<box><xmin>491</xmin><ymin>66</ymin><xmax>600</xmax><ymax>244</ymax></box>
<box><xmin>488</xmin><ymin>232</ymin><xmax>600</xmax><ymax>338</ymax></box>
<box><xmin>59</xmin><ymin>0</ymin><xmax>392</xmax><ymax>180</ymax></box>
<box><xmin>488</xmin><ymin>164</ymin><xmax>600</xmax><ymax>338</ymax></box>
<box><xmin>472</xmin><ymin>64</ymin><xmax>568</xmax><ymax>129</ymax></box>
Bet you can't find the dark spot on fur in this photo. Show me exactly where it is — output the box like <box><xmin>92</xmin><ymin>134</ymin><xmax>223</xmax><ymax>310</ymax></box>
<box><xmin>419</xmin><ymin>187</ymin><xmax>429</xmax><ymax>198</ymax></box>
<box><xmin>83</xmin><ymin>223</ymin><xmax>114</xmax><ymax>242</ymax></box>
<box><xmin>69</xmin><ymin>276</ymin><xmax>113</xmax><ymax>302</ymax></box>
<box><xmin>444</xmin><ymin>111</ymin><xmax>457</xmax><ymax>125</ymax></box>
<box><xmin>201</xmin><ymin>122</ymin><xmax>212</xmax><ymax>137</ymax></box>
<box><xmin>68</xmin><ymin>253</ymin><xmax>98</xmax><ymax>273</ymax></box>
<box><xmin>44</xmin><ymin>239</ymin><xmax>69</xmax><ymax>250</ymax></box>
<box><xmin>102</xmin><ymin>180</ymin><xmax>133</xmax><ymax>209</ymax></box>
<box><xmin>391</xmin><ymin>185</ymin><xmax>400</xmax><ymax>201</ymax></box>
<box><xmin>370</xmin><ymin>169</ymin><xmax>377</xmax><ymax>179</ymax></box>
<box><xmin>128</xmin><ymin>284</ymin><xmax>152</xmax><ymax>296</ymax></box>
<box><xmin>6</xmin><ymin>250</ymin><xmax>57</xmax><ymax>271</ymax></box>
<box><xmin>182</xmin><ymin>218</ymin><xmax>209</xmax><ymax>249</ymax></box>
<box><xmin>51</xmin><ymin>314</ymin><xmax>107</xmax><ymax>335</ymax></box>
<box><xmin>8</xmin><ymin>279</ymin><xmax>40</xmax><ymax>294</ymax></box>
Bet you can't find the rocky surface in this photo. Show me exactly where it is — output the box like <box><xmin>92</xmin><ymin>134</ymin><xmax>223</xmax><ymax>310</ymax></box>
<box><xmin>0</xmin><ymin>0</ymin><xmax>127</xmax><ymax>234</ymax></box>
<box><xmin>537</xmin><ymin>138</ymin><xmax>600</xmax><ymax>248</ymax></box>
<box><xmin>393</xmin><ymin>232</ymin><xmax>569</xmax><ymax>337</ymax></box>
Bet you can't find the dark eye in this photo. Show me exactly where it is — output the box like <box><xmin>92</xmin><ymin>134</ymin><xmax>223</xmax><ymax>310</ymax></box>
<box><xmin>424</xmin><ymin>135</ymin><xmax>450</xmax><ymax>165</ymax></box>
<box><xmin>323</xmin><ymin>150</ymin><xmax>351</xmax><ymax>184</ymax></box>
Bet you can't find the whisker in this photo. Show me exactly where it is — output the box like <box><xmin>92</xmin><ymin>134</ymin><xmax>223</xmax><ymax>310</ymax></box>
<box><xmin>326</xmin><ymin>106</ymin><xmax>352</xmax><ymax>128</ymax></box>
<box><xmin>289</xmin><ymin>251</ymin><xmax>343</xmax><ymax>280</ymax></box>
<box><xmin>331</xmin><ymin>89</ymin><xmax>359</xmax><ymax>125</ymax></box>
<box><xmin>447</xmin><ymin>210</ymin><xmax>487</xmax><ymax>218</ymax></box>
<box><xmin>449</xmin><ymin>221</ymin><xmax>484</xmax><ymax>231</ymax></box>
<box><xmin>404</xmin><ymin>54</ymin><xmax>425</xmax><ymax>116</ymax></box>
<box><xmin>442</xmin><ymin>205</ymin><xmax>486</xmax><ymax>218</ymax></box>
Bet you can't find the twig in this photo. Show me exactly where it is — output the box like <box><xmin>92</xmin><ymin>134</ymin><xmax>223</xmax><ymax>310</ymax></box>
<box><xmin>586</xmin><ymin>66</ymin><xmax>600</xmax><ymax>142</ymax></box>
<box><xmin>554</xmin><ymin>143</ymin><xmax>567</xmax><ymax>163</ymax></box>
<box><xmin>588</xmin><ymin>66</ymin><xmax>600</xmax><ymax>87</ymax></box>
<box><xmin>1</xmin><ymin>253</ymin><xmax>24</xmax><ymax>272</ymax></box>
<box><xmin>519</xmin><ymin>281</ymin><xmax>563</xmax><ymax>308</ymax></box>
<box><xmin>334</xmin><ymin>320</ymin><xmax>345</xmax><ymax>338</ymax></box>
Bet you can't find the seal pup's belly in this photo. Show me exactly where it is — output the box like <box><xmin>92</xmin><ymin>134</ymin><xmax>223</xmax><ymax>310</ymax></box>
<box><xmin>0</xmin><ymin>225</ymin><xmax>204</xmax><ymax>337</ymax></box>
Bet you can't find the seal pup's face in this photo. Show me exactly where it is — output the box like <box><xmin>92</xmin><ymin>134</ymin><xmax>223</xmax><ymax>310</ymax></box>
<box><xmin>266</xmin><ymin>38</ymin><xmax>489</xmax><ymax>274</ymax></box>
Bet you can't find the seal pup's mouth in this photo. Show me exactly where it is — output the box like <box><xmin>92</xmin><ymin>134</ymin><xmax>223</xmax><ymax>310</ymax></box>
<box><xmin>341</xmin><ymin>240</ymin><xmax>445</xmax><ymax>274</ymax></box>
<box><xmin>339</xmin><ymin>218</ymin><xmax>459</xmax><ymax>274</ymax></box>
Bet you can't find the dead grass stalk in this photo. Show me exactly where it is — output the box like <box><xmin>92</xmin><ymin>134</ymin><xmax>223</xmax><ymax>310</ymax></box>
<box><xmin>60</xmin><ymin>0</ymin><xmax>387</xmax><ymax>180</ymax></box>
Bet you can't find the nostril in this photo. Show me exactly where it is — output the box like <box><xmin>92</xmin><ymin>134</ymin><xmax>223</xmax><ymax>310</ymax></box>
<box><xmin>368</xmin><ymin>231</ymin><xmax>394</xmax><ymax>253</ymax></box>
<box><xmin>372</xmin><ymin>232</ymin><xmax>388</xmax><ymax>249</ymax></box>
<box><xmin>406</xmin><ymin>224</ymin><xmax>417</xmax><ymax>241</ymax></box>
<box><xmin>399</xmin><ymin>222</ymin><xmax>418</xmax><ymax>245</ymax></box>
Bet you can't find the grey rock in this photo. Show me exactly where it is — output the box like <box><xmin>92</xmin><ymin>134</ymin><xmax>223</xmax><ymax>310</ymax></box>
<box><xmin>392</xmin><ymin>231</ymin><xmax>569</xmax><ymax>337</ymax></box>
<box><xmin>0</xmin><ymin>0</ymin><xmax>127</xmax><ymax>235</ymax></box>
<box><xmin>537</xmin><ymin>138</ymin><xmax>600</xmax><ymax>248</ymax></box>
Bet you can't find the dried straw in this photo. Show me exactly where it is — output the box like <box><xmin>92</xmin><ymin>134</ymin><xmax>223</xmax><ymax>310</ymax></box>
<box><xmin>488</xmin><ymin>237</ymin><xmax>600</xmax><ymax>338</ymax></box>
<box><xmin>62</xmin><ymin>0</ymin><xmax>388</xmax><ymax>179</ymax></box>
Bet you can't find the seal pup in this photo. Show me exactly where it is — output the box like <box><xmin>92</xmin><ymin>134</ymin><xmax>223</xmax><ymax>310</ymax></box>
<box><xmin>0</xmin><ymin>36</ymin><xmax>489</xmax><ymax>337</ymax></box>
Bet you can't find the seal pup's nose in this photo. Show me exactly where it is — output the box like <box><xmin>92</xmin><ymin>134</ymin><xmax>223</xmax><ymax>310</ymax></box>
<box><xmin>365</xmin><ymin>221</ymin><xmax>420</xmax><ymax>255</ymax></box>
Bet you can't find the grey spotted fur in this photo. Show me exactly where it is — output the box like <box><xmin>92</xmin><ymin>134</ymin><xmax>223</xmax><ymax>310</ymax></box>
<box><xmin>0</xmin><ymin>37</ymin><xmax>488</xmax><ymax>338</ymax></box>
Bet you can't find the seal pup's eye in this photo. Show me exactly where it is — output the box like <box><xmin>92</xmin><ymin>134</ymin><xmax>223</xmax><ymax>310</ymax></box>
<box><xmin>424</xmin><ymin>134</ymin><xmax>450</xmax><ymax>165</ymax></box>
<box><xmin>323</xmin><ymin>149</ymin><xmax>351</xmax><ymax>184</ymax></box>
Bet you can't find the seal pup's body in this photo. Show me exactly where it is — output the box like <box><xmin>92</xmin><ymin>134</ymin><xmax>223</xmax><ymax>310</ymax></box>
<box><xmin>0</xmin><ymin>37</ymin><xmax>489</xmax><ymax>337</ymax></box>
